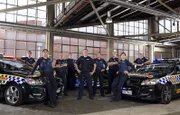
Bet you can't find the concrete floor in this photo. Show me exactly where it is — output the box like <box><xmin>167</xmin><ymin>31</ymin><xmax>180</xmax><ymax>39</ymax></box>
<box><xmin>1</xmin><ymin>90</ymin><xmax>180</xmax><ymax>115</ymax></box>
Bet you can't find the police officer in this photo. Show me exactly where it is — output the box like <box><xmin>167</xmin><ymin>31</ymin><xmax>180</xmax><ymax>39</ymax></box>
<box><xmin>67</xmin><ymin>53</ymin><xmax>76</xmax><ymax>90</ymax></box>
<box><xmin>93</xmin><ymin>53</ymin><xmax>107</xmax><ymax>97</ymax></box>
<box><xmin>111</xmin><ymin>52</ymin><xmax>134</xmax><ymax>102</ymax></box>
<box><xmin>55</xmin><ymin>54</ymin><xmax>68</xmax><ymax>96</ymax></box>
<box><xmin>134</xmin><ymin>53</ymin><xmax>150</xmax><ymax>69</ymax></box>
<box><xmin>75</xmin><ymin>49</ymin><xmax>96</xmax><ymax>100</ymax></box>
<box><xmin>106</xmin><ymin>52</ymin><xmax>119</xmax><ymax>94</ymax></box>
<box><xmin>21</xmin><ymin>50</ymin><xmax>35</xmax><ymax>66</ymax></box>
<box><xmin>31</xmin><ymin>49</ymin><xmax>57</xmax><ymax>108</ymax></box>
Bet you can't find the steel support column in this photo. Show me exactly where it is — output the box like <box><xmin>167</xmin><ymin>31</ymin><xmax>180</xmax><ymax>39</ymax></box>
<box><xmin>148</xmin><ymin>16</ymin><xmax>159</xmax><ymax>40</ymax></box>
<box><xmin>172</xmin><ymin>47</ymin><xmax>176</xmax><ymax>58</ymax></box>
<box><xmin>46</xmin><ymin>0</ymin><xmax>55</xmax><ymax>59</ymax></box>
<box><xmin>46</xmin><ymin>32</ymin><xmax>54</xmax><ymax>59</ymax></box>
<box><xmin>107</xmin><ymin>23</ymin><xmax>115</xmax><ymax>60</ymax></box>
<box><xmin>148</xmin><ymin>16</ymin><xmax>158</xmax><ymax>61</ymax></box>
<box><xmin>148</xmin><ymin>45</ymin><xmax>155</xmax><ymax>62</ymax></box>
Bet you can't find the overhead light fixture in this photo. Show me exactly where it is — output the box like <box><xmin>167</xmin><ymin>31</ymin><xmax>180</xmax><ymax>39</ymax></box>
<box><xmin>106</xmin><ymin>11</ymin><xmax>112</xmax><ymax>23</ymax></box>
<box><xmin>173</xmin><ymin>20</ymin><xmax>176</xmax><ymax>26</ymax></box>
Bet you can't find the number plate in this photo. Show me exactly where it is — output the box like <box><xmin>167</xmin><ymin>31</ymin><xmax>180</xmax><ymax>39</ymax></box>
<box><xmin>122</xmin><ymin>90</ymin><xmax>132</xmax><ymax>95</ymax></box>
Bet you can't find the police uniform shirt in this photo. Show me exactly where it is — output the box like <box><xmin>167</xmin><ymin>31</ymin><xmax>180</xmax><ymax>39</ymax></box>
<box><xmin>94</xmin><ymin>58</ymin><xmax>107</xmax><ymax>72</ymax></box>
<box><xmin>134</xmin><ymin>57</ymin><xmax>148</xmax><ymax>64</ymax></box>
<box><xmin>108</xmin><ymin>57</ymin><xmax>119</xmax><ymax>72</ymax></box>
<box><xmin>76</xmin><ymin>56</ymin><xmax>95</xmax><ymax>73</ymax></box>
<box><xmin>21</xmin><ymin>57</ymin><xmax>35</xmax><ymax>65</ymax></box>
<box><xmin>31</xmin><ymin>57</ymin><xmax>53</xmax><ymax>75</ymax></box>
<box><xmin>119</xmin><ymin>60</ymin><xmax>128</xmax><ymax>73</ymax></box>
<box><xmin>55</xmin><ymin>59</ymin><xmax>67</xmax><ymax>73</ymax></box>
<box><xmin>67</xmin><ymin>58</ymin><xmax>75</xmax><ymax>70</ymax></box>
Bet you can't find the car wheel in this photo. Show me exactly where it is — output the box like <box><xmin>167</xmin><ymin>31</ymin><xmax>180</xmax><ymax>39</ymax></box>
<box><xmin>160</xmin><ymin>84</ymin><xmax>172</xmax><ymax>104</ymax></box>
<box><xmin>4</xmin><ymin>83</ymin><xmax>23</xmax><ymax>106</ymax></box>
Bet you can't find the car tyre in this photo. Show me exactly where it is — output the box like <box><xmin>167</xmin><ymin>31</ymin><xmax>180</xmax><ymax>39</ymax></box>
<box><xmin>4</xmin><ymin>83</ymin><xmax>23</xmax><ymax>106</ymax></box>
<box><xmin>160</xmin><ymin>83</ymin><xmax>172</xmax><ymax>104</ymax></box>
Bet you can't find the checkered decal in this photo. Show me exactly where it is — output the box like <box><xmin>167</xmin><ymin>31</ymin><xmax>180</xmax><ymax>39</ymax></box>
<box><xmin>159</xmin><ymin>74</ymin><xmax>180</xmax><ymax>85</ymax></box>
<box><xmin>159</xmin><ymin>77</ymin><xmax>170</xmax><ymax>84</ymax></box>
<box><xmin>0</xmin><ymin>74</ymin><xmax>25</xmax><ymax>85</ymax></box>
<box><xmin>8</xmin><ymin>76</ymin><xmax>25</xmax><ymax>84</ymax></box>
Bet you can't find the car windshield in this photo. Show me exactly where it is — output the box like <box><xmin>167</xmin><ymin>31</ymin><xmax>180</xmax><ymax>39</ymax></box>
<box><xmin>0</xmin><ymin>59</ymin><xmax>32</xmax><ymax>71</ymax></box>
<box><xmin>136</xmin><ymin>63</ymin><xmax>175</xmax><ymax>74</ymax></box>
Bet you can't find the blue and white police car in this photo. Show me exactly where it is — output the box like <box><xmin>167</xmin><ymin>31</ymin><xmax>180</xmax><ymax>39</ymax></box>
<box><xmin>122</xmin><ymin>58</ymin><xmax>180</xmax><ymax>104</ymax></box>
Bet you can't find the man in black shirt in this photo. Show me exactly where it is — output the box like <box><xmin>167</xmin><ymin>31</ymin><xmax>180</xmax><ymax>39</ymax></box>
<box><xmin>93</xmin><ymin>53</ymin><xmax>107</xmax><ymax>97</ymax></box>
<box><xmin>75</xmin><ymin>49</ymin><xmax>96</xmax><ymax>100</ymax></box>
<box><xmin>134</xmin><ymin>53</ymin><xmax>150</xmax><ymax>69</ymax></box>
<box><xmin>55</xmin><ymin>54</ymin><xmax>68</xmax><ymax>96</ymax></box>
<box><xmin>21</xmin><ymin>50</ymin><xmax>35</xmax><ymax>66</ymax></box>
<box><xmin>31</xmin><ymin>49</ymin><xmax>57</xmax><ymax>108</ymax></box>
<box><xmin>67</xmin><ymin>53</ymin><xmax>76</xmax><ymax>90</ymax></box>
<box><xmin>106</xmin><ymin>52</ymin><xmax>119</xmax><ymax>94</ymax></box>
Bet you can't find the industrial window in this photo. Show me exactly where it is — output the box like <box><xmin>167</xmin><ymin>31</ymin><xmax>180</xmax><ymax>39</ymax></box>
<box><xmin>114</xmin><ymin>41</ymin><xmax>148</xmax><ymax>63</ymax></box>
<box><xmin>114</xmin><ymin>20</ymin><xmax>148</xmax><ymax>40</ymax></box>
<box><xmin>53</xmin><ymin>36</ymin><xmax>108</xmax><ymax>61</ymax></box>
<box><xmin>159</xmin><ymin>18</ymin><xmax>179</xmax><ymax>33</ymax></box>
<box><xmin>0</xmin><ymin>29</ymin><xmax>46</xmax><ymax>59</ymax></box>
<box><xmin>0</xmin><ymin>0</ymin><xmax>47</xmax><ymax>26</ymax></box>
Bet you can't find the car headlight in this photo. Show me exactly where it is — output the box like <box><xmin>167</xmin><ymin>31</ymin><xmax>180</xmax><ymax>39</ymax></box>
<box><xmin>141</xmin><ymin>79</ymin><xmax>159</xmax><ymax>85</ymax></box>
<box><xmin>25</xmin><ymin>78</ymin><xmax>44</xmax><ymax>86</ymax></box>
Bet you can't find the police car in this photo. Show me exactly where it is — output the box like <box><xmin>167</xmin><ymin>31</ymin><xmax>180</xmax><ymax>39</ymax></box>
<box><xmin>0</xmin><ymin>54</ymin><xmax>63</xmax><ymax>106</ymax></box>
<box><xmin>122</xmin><ymin>58</ymin><xmax>180</xmax><ymax>104</ymax></box>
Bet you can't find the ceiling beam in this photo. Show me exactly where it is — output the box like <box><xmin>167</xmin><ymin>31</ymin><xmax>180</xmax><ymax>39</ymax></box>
<box><xmin>116</xmin><ymin>31</ymin><xmax>180</xmax><ymax>38</ymax></box>
<box><xmin>106</xmin><ymin>0</ymin><xmax>180</xmax><ymax>21</ymax></box>
<box><xmin>118</xmin><ymin>1</ymin><xmax>158</xmax><ymax>19</ymax></box>
<box><xmin>111</xmin><ymin>0</ymin><xmax>148</xmax><ymax>19</ymax></box>
<box><xmin>100</xmin><ymin>6</ymin><xmax>121</xmax><ymax>18</ymax></box>
<box><xmin>157</xmin><ymin>0</ymin><xmax>179</xmax><ymax>16</ymax></box>
<box><xmin>0</xmin><ymin>21</ymin><xmax>158</xmax><ymax>45</ymax></box>
<box><xmin>122</xmin><ymin>0</ymin><xmax>172</xmax><ymax>20</ymax></box>
<box><xmin>54</xmin><ymin>0</ymin><xmax>88</xmax><ymax>27</ymax></box>
<box><xmin>80</xmin><ymin>2</ymin><xmax>109</xmax><ymax>21</ymax></box>
<box><xmin>0</xmin><ymin>0</ymin><xmax>73</xmax><ymax>13</ymax></box>
<box><xmin>88</xmin><ymin>0</ymin><xmax>110</xmax><ymax>36</ymax></box>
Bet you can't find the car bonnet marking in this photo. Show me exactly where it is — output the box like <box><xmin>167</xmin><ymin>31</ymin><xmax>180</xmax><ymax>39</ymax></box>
<box><xmin>159</xmin><ymin>74</ymin><xmax>180</xmax><ymax>85</ymax></box>
<box><xmin>0</xmin><ymin>74</ymin><xmax>25</xmax><ymax>85</ymax></box>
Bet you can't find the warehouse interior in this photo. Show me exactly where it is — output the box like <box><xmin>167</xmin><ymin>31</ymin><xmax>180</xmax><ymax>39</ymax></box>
<box><xmin>1</xmin><ymin>0</ymin><xmax>180</xmax><ymax>115</ymax></box>
<box><xmin>0</xmin><ymin>0</ymin><xmax>180</xmax><ymax>63</ymax></box>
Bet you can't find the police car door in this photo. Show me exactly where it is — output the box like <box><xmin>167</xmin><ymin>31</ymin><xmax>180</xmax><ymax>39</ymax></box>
<box><xmin>175</xmin><ymin>63</ymin><xmax>180</xmax><ymax>94</ymax></box>
<box><xmin>0</xmin><ymin>62</ymin><xmax>3</xmax><ymax>91</ymax></box>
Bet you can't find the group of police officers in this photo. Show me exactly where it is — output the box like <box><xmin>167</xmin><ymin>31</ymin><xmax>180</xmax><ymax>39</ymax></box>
<box><xmin>21</xmin><ymin>49</ymin><xmax>149</xmax><ymax>108</ymax></box>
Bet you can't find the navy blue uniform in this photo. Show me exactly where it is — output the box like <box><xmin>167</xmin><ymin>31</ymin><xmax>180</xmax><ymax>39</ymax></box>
<box><xmin>134</xmin><ymin>57</ymin><xmax>148</xmax><ymax>69</ymax></box>
<box><xmin>112</xmin><ymin>59</ymin><xmax>134</xmax><ymax>101</ymax></box>
<box><xmin>93</xmin><ymin>58</ymin><xmax>107</xmax><ymax>96</ymax></box>
<box><xmin>76</xmin><ymin>56</ymin><xmax>95</xmax><ymax>99</ymax></box>
<box><xmin>31</xmin><ymin>57</ymin><xmax>57</xmax><ymax>105</ymax></box>
<box><xmin>67</xmin><ymin>58</ymin><xmax>76</xmax><ymax>90</ymax></box>
<box><xmin>21</xmin><ymin>57</ymin><xmax>35</xmax><ymax>65</ymax></box>
<box><xmin>107</xmin><ymin>57</ymin><xmax>119</xmax><ymax>93</ymax></box>
<box><xmin>55</xmin><ymin>59</ymin><xmax>68</xmax><ymax>95</ymax></box>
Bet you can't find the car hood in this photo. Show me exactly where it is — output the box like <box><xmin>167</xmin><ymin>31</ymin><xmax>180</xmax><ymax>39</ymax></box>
<box><xmin>4</xmin><ymin>69</ymin><xmax>40</xmax><ymax>78</ymax></box>
<box><xmin>128</xmin><ymin>71</ymin><xmax>165</xmax><ymax>79</ymax></box>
